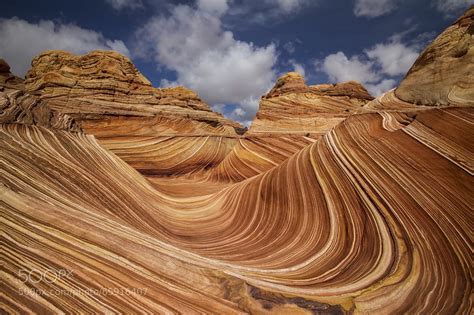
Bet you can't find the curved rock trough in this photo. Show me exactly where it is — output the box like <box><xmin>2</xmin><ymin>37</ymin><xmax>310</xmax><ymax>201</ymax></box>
<box><xmin>1</xmin><ymin>6</ymin><xmax>473</xmax><ymax>314</ymax></box>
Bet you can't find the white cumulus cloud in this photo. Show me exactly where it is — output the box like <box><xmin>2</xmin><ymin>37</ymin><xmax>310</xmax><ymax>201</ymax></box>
<box><xmin>317</xmin><ymin>34</ymin><xmax>421</xmax><ymax>96</ymax></box>
<box><xmin>105</xmin><ymin>0</ymin><xmax>143</xmax><ymax>10</ymax></box>
<box><xmin>197</xmin><ymin>0</ymin><xmax>229</xmax><ymax>15</ymax></box>
<box><xmin>320</xmin><ymin>52</ymin><xmax>379</xmax><ymax>84</ymax></box>
<box><xmin>353</xmin><ymin>0</ymin><xmax>398</xmax><ymax>18</ymax></box>
<box><xmin>134</xmin><ymin>1</ymin><xmax>277</xmax><ymax>123</ymax></box>
<box><xmin>289</xmin><ymin>60</ymin><xmax>306</xmax><ymax>77</ymax></box>
<box><xmin>0</xmin><ymin>18</ymin><xmax>130</xmax><ymax>77</ymax></box>
<box><xmin>365</xmin><ymin>39</ymin><xmax>419</xmax><ymax>76</ymax></box>
<box><xmin>366</xmin><ymin>79</ymin><xmax>396</xmax><ymax>97</ymax></box>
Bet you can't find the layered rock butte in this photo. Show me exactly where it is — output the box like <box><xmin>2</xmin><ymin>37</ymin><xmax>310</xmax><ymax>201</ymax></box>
<box><xmin>1</xmin><ymin>6</ymin><xmax>473</xmax><ymax>314</ymax></box>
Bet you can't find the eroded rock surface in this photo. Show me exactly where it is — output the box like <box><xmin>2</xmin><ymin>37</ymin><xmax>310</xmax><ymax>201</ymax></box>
<box><xmin>250</xmin><ymin>72</ymin><xmax>373</xmax><ymax>135</ymax></box>
<box><xmin>24</xmin><ymin>51</ymin><xmax>239</xmax><ymax>127</ymax></box>
<box><xmin>1</xmin><ymin>7</ymin><xmax>473</xmax><ymax>315</ymax></box>
<box><xmin>22</xmin><ymin>50</ymin><xmax>241</xmax><ymax>175</ymax></box>
<box><xmin>396</xmin><ymin>5</ymin><xmax>474</xmax><ymax>106</ymax></box>
<box><xmin>0</xmin><ymin>59</ymin><xmax>80</xmax><ymax>131</ymax></box>
<box><xmin>2</xmin><ymin>107</ymin><xmax>472</xmax><ymax>314</ymax></box>
<box><xmin>207</xmin><ymin>72</ymin><xmax>374</xmax><ymax>181</ymax></box>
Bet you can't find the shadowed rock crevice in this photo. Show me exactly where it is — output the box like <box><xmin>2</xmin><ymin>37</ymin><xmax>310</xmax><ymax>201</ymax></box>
<box><xmin>249</xmin><ymin>286</ymin><xmax>347</xmax><ymax>314</ymax></box>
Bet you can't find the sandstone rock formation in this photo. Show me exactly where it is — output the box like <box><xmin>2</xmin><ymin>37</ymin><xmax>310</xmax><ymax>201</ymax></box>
<box><xmin>207</xmin><ymin>72</ymin><xmax>374</xmax><ymax>181</ymax></box>
<box><xmin>1</xmin><ymin>7</ymin><xmax>473</xmax><ymax>315</ymax></box>
<box><xmin>24</xmin><ymin>51</ymin><xmax>239</xmax><ymax>127</ymax></box>
<box><xmin>396</xmin><ymin>5</ymin><xmax>474</xmax><ymax>106</ymax></box>
<box><xmin>2</xmin><ymin>107</ymin><xmax>472</xmax><ymax>314</ymax></box>
<box><xmin>22</xmin><ymin>51</ymin><xmax>242</xmax><ymax>175</ymax></box>
<box><xmin>0</xmin><ymin>59</ymin><xmax>80</xmax><ymax>131</ymax></box>
<box><xmin>250</xmin><ymin>72</ymin><xmax>373</xmax><ymax>135</ymax></box>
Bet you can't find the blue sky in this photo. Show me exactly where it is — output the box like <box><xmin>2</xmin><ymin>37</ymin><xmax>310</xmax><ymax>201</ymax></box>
<box><xmin>1</xmin><ymin>0</ymin><xmax>472</xmax><ymax>124</ymax></box>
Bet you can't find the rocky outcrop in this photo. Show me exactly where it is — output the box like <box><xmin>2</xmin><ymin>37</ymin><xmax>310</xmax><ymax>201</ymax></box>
<box><xmin>265</xmin><ymin>71</ymin><xmax>373</xmax><ymax>100</ymax></box>
<box><xmin>21</xmin><ymin>50</ymin><xmax>241</xmax><ymax>175</ymax></box>
<box><xmin>1</xmin><ymin>7</ymin><xmax>474</xmax><ymax>314</ymax></box>
<box><xmin>24</xmin><ymin>50</ymin><xmax>240</xmax><ymax>130</ymax></box>
<box><xmin>207</xmin><ymin>72</ymin><xmax>374</xmax><ymax>181</ymax></box>
<box><xmin>0</xmin><ymin>59</ymin><xmax>80</xmax><ymax>131</ymax></box>
<box><xmin>396</xmin><ymin>5</ymin><xmax>474</xmax><ymax>106</ymax></box>
<box><xmin>250</xmin><ymin>72</ymin><xmax>373</xmax><ymax>135</ymax></box>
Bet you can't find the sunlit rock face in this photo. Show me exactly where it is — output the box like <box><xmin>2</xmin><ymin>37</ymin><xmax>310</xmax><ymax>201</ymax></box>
<box><xmin>1</xmin><ymin>7</ymin><xmax>473</xmax><ymax>315</ymax></box>
<box><xmin>22</xmin><ymin>50</ymin><xmax>242</xmax><ymax>175</ymax></box>
<box><xmin>0</xmin><ymin>59</ymin><xmax>80</xmax><ymax>131</ymax></box>
<box><xmin>24</xmin><ymin>50</ymin><xmax>233</xmax><ymax>123</ymax></box>
<box><xmin>207</xmin><ymin>72</ymin><xmax>374</xmax><ymax>182</ymax></box>
<box><xmin>249</xmin><ymin>72</ymin><xmax>373</xmax><ymax>135</ymax></box>
<box><xmin>396</xmin><ymin>6</ymin><xmax>474</xmax><ymax>106</ymax></box>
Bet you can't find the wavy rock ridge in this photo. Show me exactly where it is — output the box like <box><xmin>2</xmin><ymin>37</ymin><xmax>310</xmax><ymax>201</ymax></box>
<box><xmin>207</xmin><ymin>72</ymin><xmax>375</xmax><ymax>182</ymax></box>
<box><xmin>1</xmin><ymin>6</ymin><xmax>474</xmax><ymax>314</ymax></box>
<box><xmin>2</xmin><ymin>107</ymin><xmax>472</xmax><ymax>314</ymax></box>
<box><xmin>0</xmin><ymin>59</ymin><xmax>80</xmax><ymax>131</ymax></box>
<box><xmin>22</xmin><ymin>50</ymin><xmax>242</xmax><ymax>175</ymax></box>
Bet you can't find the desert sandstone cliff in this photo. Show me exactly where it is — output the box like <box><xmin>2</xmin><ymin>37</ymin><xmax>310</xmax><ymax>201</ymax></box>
<box><xmin>5</xmin><ymin>51</ymin><xmax>245</xmax><ymax>175</ymax></box>
<box><xmin>1</xmin><ymin>6</ymin><xmax>473</xmax><ymax>315</ymax></box>
<box><xmin>207</xmin><ymin>72</ymin><xmax>376</xmax><ymax>181</ymax></box>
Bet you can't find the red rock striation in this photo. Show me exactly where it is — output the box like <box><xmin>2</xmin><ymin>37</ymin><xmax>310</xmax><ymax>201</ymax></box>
<box><xmin>207</xmin><ymin>72</ymin><xmax>374</xmax><ymax>181</ymax></box>
<box><xmin>0</xmin><ymin>59</ymin><xmax>80</xmax><ymax>131</ymax></box>
<box><xmin>21</xmin><ymin>50</ymin><xmax>242</xmax><ymax>175</ymax></box>
<box><xmin>1</xmin><ymin>7</ymin><xmax>473</xmax><ymax>314</ymax></box>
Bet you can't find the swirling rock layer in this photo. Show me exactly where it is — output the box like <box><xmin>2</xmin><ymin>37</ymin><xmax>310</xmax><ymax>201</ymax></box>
<box><xmin>207</xmin><ymin>72</ymin><xmax>374</xmax><ymax>182</ymax></box>
<box><xmin>0</xmin><ymin>59</ymin><xmax>80</xmax><ymax>131</ymax></box>
<box><xmin>21</xmin><ymin>50</ymin><xmax>241</xmax><ymax>175</ymax></box>
<box><xmin>1</xmin><ymin>8</ymin><xmax>474</xmax><ymax>314</ymax></box>
<box><xmin>2</xmin><ymin>106</ymin><xmax>472</xmax><ymax>313</ymax></box>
